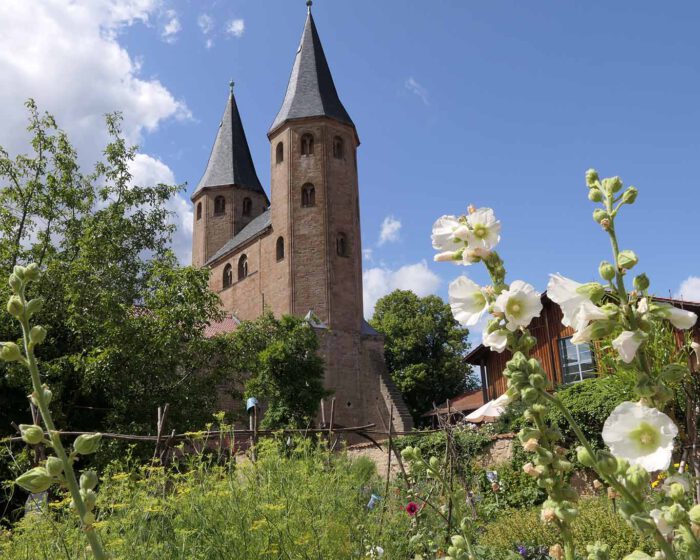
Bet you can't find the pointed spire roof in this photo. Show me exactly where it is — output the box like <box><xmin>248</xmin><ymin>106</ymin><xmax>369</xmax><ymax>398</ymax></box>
<box><xmin>193</xmin><ymin>84</ymin><xmax>266</xmax><ymax>199</ymax></box>
<box><xmin>268</xmin><ymin>7</ymin><xmax>354</xmax><ymax>135</ymax></box>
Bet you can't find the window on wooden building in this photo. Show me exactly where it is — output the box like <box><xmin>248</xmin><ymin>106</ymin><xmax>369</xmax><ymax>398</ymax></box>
<box><xmin>558</xmin><ymin>336</ymin><xmax>596</xmax><ymax>384</ymax></box>
<box><xmin>301</xmin><ymin>133</ymin><xmax>314</xmax><ymax>156</ymax></box>
<box><xmin>214</xmin><ymin>196</ymin><xmax>226</xmax><ymax>215</ymax></box>
<box><xmin>238</xmin><ymin>254</ymin><xmax>248</xmax><ymax>280</ymax></box>
<box><xmin>223</xmin><ymin>264</ymin><xmax>233</xmax><ymax>288</ymax></box>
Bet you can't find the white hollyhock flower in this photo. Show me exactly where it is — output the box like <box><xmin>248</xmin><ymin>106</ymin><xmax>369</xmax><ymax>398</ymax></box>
<box><xmin>636</xmin><ymin>297</ymin><xmax>649</xmax><ymax>315</ymax></box>
<box><xmin>572</xmin><ymin>299</ymin><xmax>608</xmax><ymax>332</ymax></box>
<box><xmin>462</xmin><ymin>246</ymin><xmax>491</xmax><ymax>265</ymax></box>
<box><xmin>449</xmin><ymin>276</ymin><xmax>488</xmax><ymax>327</ymax></box>
<box><xmin>612</xmin><ymin>330</ymin><xmax>646</xmax><ymax>363</ymax></box>
<box><xmin>483</xmin><ymin>328</ymin><xmax>508</xmax><ymax>353</ymax></box>
<box><xmin>493</xmin><ymin>280</ymin><xmax>543</xmax><ymax>331</ymax></box>
<box><xmin>602</xmin><ymin>401</ymin><xmax>678</xmax><ymax>472</ymax></box>
<box><xmin>692</xmin><ymin>342</ymin><xmax>700</xmax><ymax>363</ymax></box>
<box><xmin>434</xmin><ymin>250</ymin><xmax>460</xmax><ymax>263</ymax></box>
<box><xmin>650</xmin><ymin>509</ymin><xmax>673</xmax><ymax>537</ymax></box>
<box><xmin>663</xmin><ymin>474</ymin><xmax>690</xmax><ymax>496</ymax></box>
<box><xmin>656</xmin><ymin>303</ymin><xmax>698</xmax><ymax>330</ymax></box>
<box><xmin>547</xmin><ymin>274</ymin><xmax>594</xmax><ymax>329</ymax></box>
<box><xmin>465</xmin><ymin>207</ymin><xmax>501</xmax><ymax>250</ymax></box>
<box><xmin>571</xmin><ymin>322</ymin><xmax>596</xmax><ymax>345</ymax></box>
<box><xmin>431</xmin><ymin>215</ymin><xmax>465</xmax><ymax>252</ymax></box>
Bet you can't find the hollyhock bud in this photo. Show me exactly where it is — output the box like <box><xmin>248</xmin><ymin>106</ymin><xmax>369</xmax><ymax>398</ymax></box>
<box><xmin>617</xmin><ymin>250</ymin><xmax>638</xmax><ymax>270</ymax></box>
<box><xmin>668</xmin><ymin>482</ymin><xmax>686</xmax><ymax>502</ymax></box>
<box><xmin>663</xmin><ymin>503</ymin><xmax>688</xmax><ymax>527</ymax></box>
<box><xmin>599</xmin><ymin>261</ymin><xmax>616</xmax><ymax>282</ymax></box>
<box><xmin>46</xmin><ymin>457</ymin><xmax>63</xmax><ymax>477</ymax></box>
<box><xmin>596</xmin><ymin>450</ymin><xmax>618</xmax><ymax>476</ymax></box>
<box><xmin>586</xmin><ymin>542</ymin><xmax>610</xmax><ymax>560</ymax></box>
<box><xmin>451</xmin><ymin>535</ymin><xmax>467</xmax><ymax>549</ymax></box>
<box><xmin>541</xmin><ymin>506</ymin><xmax>557</xmax><ymax>523</ymax></box>
<box><xmin>29</xmin><ymin>326</ymin><xmax>47</xmax><ymax>345</ymax></box>
<box><xmin>30</xmin><ymin>385</ymin><xmax>52</xmax><ymax>407</ymax></box>
<box><xmin>626</xmin><ymin>465</ymin><xmax>650</xmax><ymax>491</ymax></box>
<box><xmin>0</xmin><ymin>342</ymin><xmax>22</xmax><ymax>362</ymax></box>
<box><xmin>522</xmin><ymin>438</ymin><xmax>539</xmax><ymax>452</ymax></box>
<box><xmin>577</xmin><ymin>446</ymin><xmax>595</xmax><ymax>468</ymax></box>
<box><xmin>82</xmin><ymin>489</ymin><xmax>97</xmax><ymax>510</ymax></box>
<box><xmin>16</xmin><ymin>467</ymin><xmax>53</xmax><ymax>493</ymax></box>
<box><xmin>7</xmin><ymin>296</ymin><xmax>23</xmax><ymax>317</ymax></box>
<box><xmin>621</xmin><ymin>186</ymin><xmax>638</xmax><ymax>204</ymax></box>
<box><xmin>523</xmin><ymin>463</ymin><xmax>540</xmax><ymax>478</ymax></box>
<box><xmin>24</xmin><ymin>263</ymin><xmax>40</xmax><ymax>281</ymax></box>
<box><xmin>588</xmin><ymin>188</ymin><xmax>603</xmax><ymax>202</ymax></box>
<box><xmin>633</xmin><ymin>273</ymin><xmax>649</xmax><ymax>291</ymax></box>
<box><xmin>25</xmin><ymin>298</ymin><xmax>43</xmax><ymax>316</ymax></box>
<box><xmin>593</xmin><ymin>209</ymin><xmax>609</xmax><ymax>224</ymax></box>
<box><xmin>80</xmin><ymin>470</ymin><xmax>98</xmax><ymax>491</ymax></box>
<box><xmin>8</xmin><ymin>273</ymin><xmax>22</xmax><ymax>292</ymax></box>
<box><xmin>19</xmin><ymin>424</ymin><xmax>44</xmax><ymax>445</ymax></box>
<box><xmin>13</xmin><ymin>265</ymin><xmax>26</xmax><ymax>280</ymax></box>
<box><xmin>549</xmin><ymin>544</ymin><xmax>564</xmax><ymax>560</ymax></box>
<box><xmin>689</xmin><ymin>504</ymin><xmax>700</xmax><ymax>525</ymax></box>
<box><xmin>585</xmin><ymin>168</ymin><xmax>600</xmax><ymax>187</ymax></box>
<box><xmin>603</xmin><ymin>176</ymin><xmax>623</xmax><ymax>194</ymax></box>
<box><xmin>73</xmin><ymin>433</ymin><xmax>102</xmax><ymax>455</ymax></box>
<box><xmin>82</xmin><ymin>512</ymin><xmax>96</xmax><ymax>526</ymax></box>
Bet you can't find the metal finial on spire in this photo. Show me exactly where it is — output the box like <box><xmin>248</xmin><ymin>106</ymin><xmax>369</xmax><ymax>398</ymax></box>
<box><xmin>306</xmin><ymin>0</ymin><xmax>312</xmax><ymax>12</ymax></box>
<box><xmin>229</xmin><ymin>80</ymin><xmax>235</xmax><ymax>93</ymax></box>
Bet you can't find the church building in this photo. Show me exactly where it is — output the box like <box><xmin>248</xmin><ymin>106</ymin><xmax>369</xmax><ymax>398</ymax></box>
<box><xmin>191</xmin><ymin>3</ymin><xmax>412</xmax><ymax>433</ymax></box>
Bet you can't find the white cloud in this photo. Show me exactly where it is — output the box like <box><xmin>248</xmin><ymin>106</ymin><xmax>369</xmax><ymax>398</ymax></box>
<box><xmin>362</xmin><ymin>248</ymin><xmax>374</xmax><ymax>262</ymax></box>
<box><xmin>197</xmin><ymin>13</ymin><xmax>214</xmax><ymax>34</ymax></box>
<box><xmin>129</xmin><ymin>154</ymin><xmax>192</xmax><ymax>263</ymax></box>
<box><xmin>675</xmin><ymin>276</ymin><xmax>700</xmax><ymax>303</ymax></box>
<box><xmin>161</xmin><ymin>9</ymin><xmax>181</xmax><ymax>43</ymax></box>
<box><xmin>0</xmin><ymin>0</ymin><xmax>193</xmax><ymax>263</ymax></box>
<box><xmin>363</xmin><ymin>260</ymin><xmax>441</xmax><ymax>318</ymax></box>
<box><xmin>227</xmin><ymin>18</ymin><xmax>245</xmax><ymax>38</ymax></box>
<box><xmin>405</xmin><ymin>77</ymin><xmax>429</xmax><ymax>105</ymax></box>
<box><xmin>378</xmin><ymin>215</ymin><xmax>402</xmax><ymax>246</ymax></box>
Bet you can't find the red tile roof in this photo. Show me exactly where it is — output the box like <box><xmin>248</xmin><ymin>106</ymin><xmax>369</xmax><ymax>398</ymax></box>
<box><xmin>423</xmin><ymin>389</ymin><xmax>484</xmax><ymax>416</ymax></box>
<box><xmin>203</xmin><ymin>314</ymin><xmax>240</xmax><ymax>338</ymax></box>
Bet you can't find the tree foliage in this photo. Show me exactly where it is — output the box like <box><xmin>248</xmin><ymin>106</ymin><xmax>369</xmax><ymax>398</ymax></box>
<box><xmin>229</xmin><ymin>312</ymin><xmax>328</xmax><ymax>429</ymax></box>
<box><xmin>0</xmin><ymin>101</ymin><xmax>237</xmax><ymax>438</ymax></box>
<box><xmin>369</xmin><ymin>289</ymin><xmax>474</xmax><ymax>421</ymax></box>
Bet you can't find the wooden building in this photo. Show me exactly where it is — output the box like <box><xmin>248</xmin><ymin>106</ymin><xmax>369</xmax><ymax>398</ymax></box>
<box><xmin>465</xmin><ymin>295</ymin><xmax>700</xmax><ymax>402</ymax></box>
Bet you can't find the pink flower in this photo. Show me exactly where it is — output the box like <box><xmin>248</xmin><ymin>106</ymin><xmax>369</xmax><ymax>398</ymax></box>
<box><xmin>405</xmin><ymin>501</ymin><xmax>419</xmax><ymax>516</ymax></box>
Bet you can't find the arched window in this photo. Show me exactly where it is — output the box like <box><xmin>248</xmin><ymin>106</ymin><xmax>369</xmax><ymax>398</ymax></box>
<box><xmin>214</xmin><ymin>196</ymin><xmax>226</xmax><ymax>216</ymax></box>
<box><xmin>238</xmin><ymin>254</ymin><xmax>248</xmax><ymax>280</ymax></box>
<box><xmin>333</xmin><ymin>136</ymin><xmax>344</xmax><ymax>159</ymax></box>
<box><xmin>276</xmin><ymin>236</ymin><xmax>284</xmax><ymax>261</ymax></box>
<box><xmin>336</xmin><ymin>233</ymin><xmax>348</xmax><ymax>257</ymax></box>
<box><xmin>223</xmin><ymin>264</ymin><xmax>233</xmax><ymax>288</ymax></box>
<box><xmin>301</xmin><ymin>183</ymin><xmax>315</xmax><ymax>207</ymax></box>
<box><xmin>196</xmin><ymin>202</ymin><xmax>202</xmax><ymax>220</ymax></box>
<box><xmin>301</xmin><ymin>133</ymin><xmax>314</xmax><ymax>156</ymax></box>
<box><xmin>276</xmin><ymin>142</ymin><xmax>284</xmax><ymax>164</ymax></box>
<box><xmin>242</xmin><ymin>197</ymin><xmax>252</xmax><ymax>217</ymax></box>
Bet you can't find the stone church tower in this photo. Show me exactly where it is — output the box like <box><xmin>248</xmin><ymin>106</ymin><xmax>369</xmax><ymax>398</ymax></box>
<box><xmin>192</xmin><ymin>3</ymin><xmax>413</xmax><ymax>433</ymax></box>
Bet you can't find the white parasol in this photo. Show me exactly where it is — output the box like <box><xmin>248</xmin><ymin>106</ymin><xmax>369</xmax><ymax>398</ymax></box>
<box><xmin>464</xmin><ymin>393</ymin><xmax>510</xmax><ymax>423</ymax></box>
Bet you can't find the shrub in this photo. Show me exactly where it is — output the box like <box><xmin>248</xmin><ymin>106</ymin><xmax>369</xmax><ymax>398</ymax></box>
<box><xmin>479</xmin><ymin>496</ymin><xmax>653</xmax><ymax>559</ymax></box>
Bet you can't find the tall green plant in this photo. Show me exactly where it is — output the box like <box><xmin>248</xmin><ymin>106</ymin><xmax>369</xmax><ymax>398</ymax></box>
<box><xmin>1</xmin><ymin>264</ymin><xmax>106</xmax><ymax>558</ymax></box>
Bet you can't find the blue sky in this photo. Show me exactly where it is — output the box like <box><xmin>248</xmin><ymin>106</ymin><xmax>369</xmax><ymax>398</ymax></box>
<box><xmin>1</xmin><ymin>0</ymin><xmax>699</xmax><ymax>323</ymax></box>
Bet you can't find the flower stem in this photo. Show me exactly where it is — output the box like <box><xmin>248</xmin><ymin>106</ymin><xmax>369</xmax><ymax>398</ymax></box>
<box><xmin>539</xmin><ymin>389</ymin><xmax>678</xmax><ymax>560</ymax></box>
<box><xmin>18</xmin><ymin>294</ymin><xmax>107</xmax><ymax>559</ymax></box>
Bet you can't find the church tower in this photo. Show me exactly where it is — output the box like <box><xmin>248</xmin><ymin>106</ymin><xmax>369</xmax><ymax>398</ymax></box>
<box><xmin>191</xmin><ymin>84</ymin><xmax>269</xmax><ymax>267</ymax></box>
<box><xmin>268</xmin><ymin>2</ymin><xmax>363</xmax><ymax>333</ymax></box>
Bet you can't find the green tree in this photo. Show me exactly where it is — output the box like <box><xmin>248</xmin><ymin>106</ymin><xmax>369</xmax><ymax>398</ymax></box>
<box><xmin>230</xmin><ymin>312</ymin><xmax>328</xmax><ymax>429</ymax></box>
<box><xmin>0</xmin><ymin>101</ymin><xmax>236</xmax><ymax>439</ymax></box>
<box><xmin>370</xmin><ymin>290</ymin><xmax>474</xmax><ymax>421</ymax></box>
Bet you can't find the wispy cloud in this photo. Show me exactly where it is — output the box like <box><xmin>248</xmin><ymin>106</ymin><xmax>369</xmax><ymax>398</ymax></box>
<box><xmin>405</xmin><ymin>76</ymin><xmax>429</xmax><ymax>105</ymax></box>
<box><xmin>227</xmin><ymin>18</ymin><xmax>245</xmax><ymax>38</ymax></box>
<box><xmin>161</xmin><ymin>9</ymin><xmax>181</xmax><ymax>44</ymax></box>
<box><xmin>362</xmin><ymin>248</ymin><xmax>374</xmax><ymax>262</ymax></box>
<box><xmin>378</xmin><ymin>215</ymin><xmax>402</xmax><ymax>246</ymax></box>
<box><xmin>675</xmin><ymin>276</ymin><xmax>700</xmax><ymax>303</ymax></box>
<box><xmin>198</xmin><ymin>13</ymin><xmax>215</xmax><ymax>48</ymax></box>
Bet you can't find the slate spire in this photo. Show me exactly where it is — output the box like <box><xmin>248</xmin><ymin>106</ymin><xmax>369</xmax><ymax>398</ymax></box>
<box><xmin>269</xmin><ymin>6</ymin><xmax>354</xmax><ymax>135</ymax></box>
<box><xmin>193</xmin><ymin>84</ymin><xmax>265</xmax><ymax>198</ymax></box>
